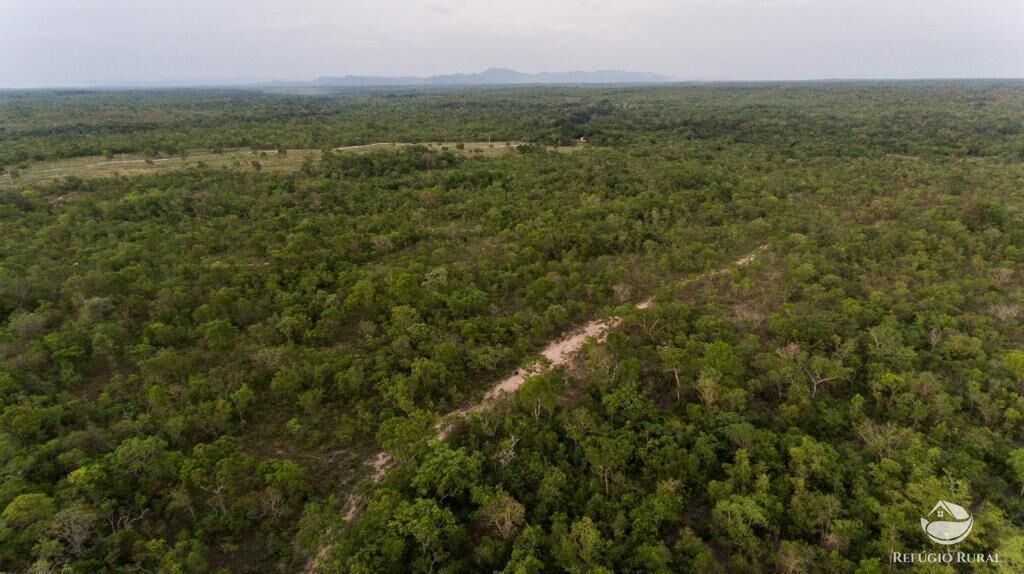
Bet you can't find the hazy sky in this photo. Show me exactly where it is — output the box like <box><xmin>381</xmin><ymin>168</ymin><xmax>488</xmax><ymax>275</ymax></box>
<box><xmin>1</xmin><ymin>0</ymin><xmax>1022</xmax><ymax>87</ymax></box>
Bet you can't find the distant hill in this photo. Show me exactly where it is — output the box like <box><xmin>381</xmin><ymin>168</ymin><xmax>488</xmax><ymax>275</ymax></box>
<box><xmin>78</xmin><ymin>69</ymin><xmax>673</xmax><ymax>89</ymax></box>
<box><xmin>296</xmin><ymin>68</ymin><xmax>673</xmax><ymax>87</ymax></box>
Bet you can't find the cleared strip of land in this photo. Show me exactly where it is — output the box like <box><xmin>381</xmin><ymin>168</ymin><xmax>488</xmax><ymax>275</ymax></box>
<box><xmin>1</xmin><ymin>141</ymin><xmax>582</xmax><ymax>188</ymax></box>
<box><xmin>1</xmin><ymin>148</ymin><xmax>315</xmax><ymax>187</ymax></box>
<box><xmin>352</xmin><ymin>244</ymin><xmax>769</xmax><ymax>504</ymax></box>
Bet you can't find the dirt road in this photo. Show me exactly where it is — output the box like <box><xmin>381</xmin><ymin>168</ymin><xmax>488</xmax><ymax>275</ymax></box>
<box><xmin>358</xmin><ymin>244</ymin><xmax>768</xmax><ymax>488</ymax></box>
<box><xmin>307</xmin><ymin>245</ymin><xmax>768</xmax><ymax>572</ymax></box>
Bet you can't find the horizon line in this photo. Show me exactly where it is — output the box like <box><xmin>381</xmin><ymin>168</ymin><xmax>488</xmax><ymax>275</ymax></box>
<box><xmin>3</xmin><ymin>76</ymin><xmax>1024</xmax><ymax>91</ymax></box>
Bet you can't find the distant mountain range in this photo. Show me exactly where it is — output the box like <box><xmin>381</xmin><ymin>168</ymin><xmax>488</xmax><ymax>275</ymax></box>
<box><xmin>275</xmin><ymin>68</ymin><xmax>674</xmax><ymax>87</ymax></box>
<box><xmin>74</xmin><ymin>69</ymin><xmax>674</xmax><ymax>90</ymax></box>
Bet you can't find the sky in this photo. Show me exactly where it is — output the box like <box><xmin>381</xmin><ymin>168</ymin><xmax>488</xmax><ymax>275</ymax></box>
<box><xmin>1</xmin><ymin>0</ymin><xmax>1022</xmax><ymax>87</ymax></box>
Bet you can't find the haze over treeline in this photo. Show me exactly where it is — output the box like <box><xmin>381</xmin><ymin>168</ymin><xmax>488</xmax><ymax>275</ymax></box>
<box><xmin>1</xmin><ymin>0</ymin><xmax>1022</xmax><ymax>88</ymax></box>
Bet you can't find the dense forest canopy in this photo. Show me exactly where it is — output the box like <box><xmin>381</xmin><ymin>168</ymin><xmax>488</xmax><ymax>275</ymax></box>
<box><xmin>1</xmin><ymin>82</ymin><xmax>1023</xmax><ymax>573</ymax></box>
<box><xmin>2</xmin><ymin>82</ymin><xmax>1022</xmax><ymax>167</ymax></box>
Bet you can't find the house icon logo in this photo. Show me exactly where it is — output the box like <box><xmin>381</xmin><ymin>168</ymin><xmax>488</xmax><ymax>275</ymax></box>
<box><xmin>921</xmin><ymin>501</ymin><xmax>974</xmax><ymax>545</ymax></box>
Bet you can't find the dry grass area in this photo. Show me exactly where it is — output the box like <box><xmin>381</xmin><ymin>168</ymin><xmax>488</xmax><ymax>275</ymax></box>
<box><xmin>1</xmin><ymin>148</ymin><xmax>319</xmax><ymax>188</ymax></box>
<box><xmin>1</xmin><ymin>141</ymin><xmax>585</xmax><ymax>189</ymax></box>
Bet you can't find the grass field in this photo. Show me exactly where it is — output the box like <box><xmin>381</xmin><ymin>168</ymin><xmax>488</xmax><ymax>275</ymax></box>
<box><xmin>0</xmin><ymin>148</ymin><xmax>316</xmax><ymax>188</ymax></box>
<box><xmin>0</xmin><ymin>141</ymin><xmax>582</xmax><ymax>189</ymax></box>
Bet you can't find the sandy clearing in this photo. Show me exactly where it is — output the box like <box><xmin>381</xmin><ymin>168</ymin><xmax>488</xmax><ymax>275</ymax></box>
<box><xmin>34</xmin><ymin>149</ymin><xmax>282</xmax><ymax>174</ymax></box>
<box><xmin>333</xmin><ymin>143</ymin><xmax>400</xmax><ymax>152</ymax></box>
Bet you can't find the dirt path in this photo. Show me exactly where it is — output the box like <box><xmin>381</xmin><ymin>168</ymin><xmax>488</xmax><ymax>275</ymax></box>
<box><xmin>306</xmin><ymin>245</ymin><xmax>768</xmax><ymax>571</ymax></box>
<box><xmin>364</xmin><ymin>314</ymin><xmax>631</xmax><ymax>481</ymax></box>
<box><xmin>450</xmin><ymin>317</ymin><xmax>624</xmax><ymax>419</ymax></box>
<box><xmin>356</xmin><ymin>244</ymin><xmax>768</xmax><ymax>492</ymax></box>
<box><xmin>332</xmin><ymin>141</ymin><xmax>531</xmax><ymax>155</ymax></box>
<box><xmin>333</xmin><ymin>143</ymin><xmax>400</xmax><ymax>152</ymax></box>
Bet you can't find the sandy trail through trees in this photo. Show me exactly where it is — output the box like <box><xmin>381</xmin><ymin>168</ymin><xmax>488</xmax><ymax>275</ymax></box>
<box><xmin>306</xmin><ymin>245</ymin><xmax>769</xmax><ymax>573</ymax></box>
<box><xmin>359</xmin><ymin>245</ymin><xmax>768</xmax><ymax>487</ymax></box>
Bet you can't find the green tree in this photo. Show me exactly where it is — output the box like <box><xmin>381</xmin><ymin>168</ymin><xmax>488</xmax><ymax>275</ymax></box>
<box><xmin>411</xmin><ymin>443</ymin><xmax>482</xmax><ymax>502</ymax></box>
<box><xmin>1009</xmin><ymin>449</ymin><xmax>1024</xmax><ymax>496</ymax></box>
